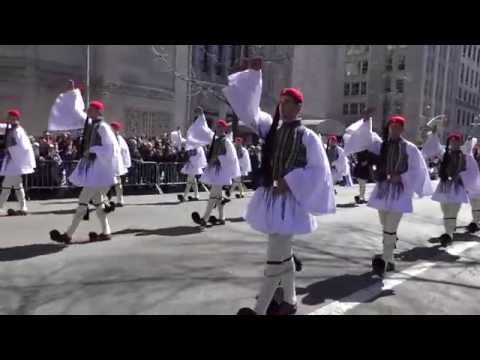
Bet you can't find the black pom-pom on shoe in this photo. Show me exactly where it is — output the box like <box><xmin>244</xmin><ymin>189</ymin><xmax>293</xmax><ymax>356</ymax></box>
<box><xmin>372</xmin><ymin>256</ymin><xmax>386</xmax><ymax>276</ymax></box>
<box><xmin>293</xmin><ymin>255</ymin><xmax>303</xmax><ymax>272</ymax></box>
<box><xmin>439</xmin><ymin>234</ymin><xmax>453</xmax><ymax>247</ymax></box>
<box><xmin>467</xmin><ymin>222</ymin><xmax>480</xmax><ymax>233</ymax></box>
<box><xmin>192</xmin><ymin>212</ymin><xmax>207</xmax><ymax>227</ymax></box>
<box><xmin>237</xmin><ymin>307</ymin><xmax>257</xmax><ymax>315</ymax></box>
<box><xmin>7</xmin><ymin>209</ymin><xmax>17</xmax><ymax>216</ymax></box>
<box><xmin>50</xmin><ymin>230</ymin><xmax>71</xmax><ymax>244</ymax></box>
<box><xmin>104</xmin><ymin>202</ymin><xmax>116</xmax><ymax>214</ymax></box>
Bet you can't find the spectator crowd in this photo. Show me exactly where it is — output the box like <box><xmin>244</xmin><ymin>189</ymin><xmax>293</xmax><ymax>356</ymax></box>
<box><xmin>1</xmin><ymin>129</ymin><xmax>264</xmax><ymax>191</ymax></box>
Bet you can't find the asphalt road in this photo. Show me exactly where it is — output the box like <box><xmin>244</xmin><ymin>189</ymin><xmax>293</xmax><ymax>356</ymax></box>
<box><xmin>0</xmin><ymin>182</ymin><xmax>479</xmax><ymax>315</ymax></box>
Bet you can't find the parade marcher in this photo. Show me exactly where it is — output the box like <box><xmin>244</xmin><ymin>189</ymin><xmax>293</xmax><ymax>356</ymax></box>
<box><xmin>110</xmin><ymin>121</ymin><xmax>131</xmax><ymax>207</ymax></box>
<box><xmin>230</xmin><ymin>137</ymin><xmax>252</xmax><ymax>199</ymax></box>
<box><xmin>468</xmin><ymin>139</ymin><xmax>480</xmax><ymax>233</ymax></box>
<box><xmin>178</xmin><ymin>108</ymin><xmax>212</xmax><ymax>202</ymax></box>
<box><xmin>326</xmin><ymin>135</ymin><xmax>350</xmax><ymax>194</ymax></box>
<box><xmin>344</xmin><ymin>114</ymin><xmax>433</xmax><ymax>276</ymax></box>
<box><xmin>223</xmin><ymin>58</ymin><xmax>335</xmax><ymax>315</ymax></box>
<box><xmin>191</xmin><ymin>119</ymin><xmax>240</xmax><ymax>227</ymax></box>
<box><xmin>353</xmin><ymin>150</ymin><xmax>374</xmax><ymax>204</ymax></box>
<box><xmin>0</xmin><ymin>109</ymin><xmax>36</xmax><ymax>216</ymax></box>
<box><xmin>50</xmin><ymin>100</ymin><xmax>122</xmax><ymax>244</ymax></box>
<box><xmin>423</xmin><ymin>131</ymin><xmax>480</xmax><ymax>246</ymax></box>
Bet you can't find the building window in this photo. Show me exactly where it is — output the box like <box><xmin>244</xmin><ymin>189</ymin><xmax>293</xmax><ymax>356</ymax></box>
<box><xmin>463</xmin><ymin>45</ymin><xmax>467</xmax><ymax>57</ymax></box>
<box><xmin>464</xmin><ymin>91</ymin><xmax>468</xmax><ymax>102</ymax></box>
<box><xmin>202</xmin><ymin>45</ymin><xmax>210</xmax><ymax>73</ymax></box>
<box><xmin>457</xmin><ymin>109</ymin><xmax>461</xmax><ymax>125</ymax></box>
<box><xmin>359</xmin><ymin>103</ymin><xmax>366</xmax><ymax>114</ymax></box>
<box><xmin>466</xmin><ymin>67</ymin><xmax>470</xmax><ymax>84</ymax></box>
<box><xmin>469</xmin><ymin>45</ymin><xmax>473</xmax><ymax>58</ymax></box>
<box><xmin>461</xmin><ymin>64</ymin><xmax>464</xmax><ymax>84</ymax></box>
<box><xmin>360</xmin><ymin>81</ymin><xmax>367</xmax><ymax>95</ymax></box>
<box><xmin>350</xmin><ymin>103</ymin><xmax>359</xmax><ymax>115</ymax></box>
<box><xmin>459</xmin><ymin>87</ymin><xmax>462</xmax><ymax>99</ymax></box>
<box><xmin>362</xmin><ymin>61</ymin><xmax>368</xmax><ymax>74</ymax></box>
<box><xmin>394</xmin><ymin>100</ymin><xmax>403</xmax><ymax>113</ymax></box>
<box><xmin>344</xmin><ymin>83</ymin><xmax>350</xmax><ymax>96</ymax></box>
<box><xmin>343</xmin><ymin>104</ymin><xmax>349</xmax><ymax>115</ymax></box>
<box><xmin>345</xmin><ymin>62</ymin><xmax>359</xmax><ymax>76</ymax></box>
<box><xmin>386</xmin><ymin>54</ymin><xmax>393</xmax><ymax>72</ymax></box>
<box><xmin>396</xmin><ymin>79</ymin><xmax>404</xmax><ymax>93</ymax></box>
<box><xmin>398</xmin><ymin>55</ymin><xmax>406</xmax><ymax>71</ymax></box>
<box><xmin>385</xmin><ymin>77</ymin><xmax>391</xmax><ymax>92</ymax></box>
<box><xmin>230</xmin><ymin>45</ymin><xmax>241</xmax><ymax>68</ymax></box>
<box><xmin>216</xmin><ymin>45</ymin><xmax>224</xmax><ymax>75</ymax></box>
<box><xmin>351</xmin><ymin>82</ymin><xmax>360</xmax><ymax>96</ymax></box>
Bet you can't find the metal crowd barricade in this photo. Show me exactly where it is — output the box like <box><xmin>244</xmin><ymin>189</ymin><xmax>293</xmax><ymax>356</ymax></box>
<box><xmin>158</xmin><ymin>162</ymin><xmax>188</xmax><ymax>185</ymax></box>
<box><xmin>25</xmin><ymin>159</ymin><xmax>80</xmax><ymax>191</ymax></box>
<box><xmin>124</xmin><ymin>160</ymin><xmax>163</xmax><ymax>194</ymax></box>
<box><xmin>20</xmin><ymin>159</ymin><xmax>225</xmax><ymax>196</ymax></box>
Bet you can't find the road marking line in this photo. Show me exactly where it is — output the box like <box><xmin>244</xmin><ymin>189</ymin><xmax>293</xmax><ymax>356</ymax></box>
<box><xmin>307</xmin><ymin>241</ymin><xmax>479</xmax><ymax>315</ymax></box>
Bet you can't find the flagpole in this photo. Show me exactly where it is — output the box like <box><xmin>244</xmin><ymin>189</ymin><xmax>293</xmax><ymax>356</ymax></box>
<box><xmin>86</xmin><ymin>45</ymin><xmax>90</xmax><ymax>105</ymax></box>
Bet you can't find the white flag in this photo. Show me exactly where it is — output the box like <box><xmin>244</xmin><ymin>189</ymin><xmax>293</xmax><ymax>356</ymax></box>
<box><xmin>48</xmin><ymin>89</ymin><xmax>87</xmax><ymax>131</ymax></box>
<box><xmin>186</xmin><ymin>113</ymin><xmax>214</xmax><ymax>147</ymax></box>
<box><xmin>170</xmin><ymin>130</ymin><xmax>185</xmax><ymax>151</ymax></box>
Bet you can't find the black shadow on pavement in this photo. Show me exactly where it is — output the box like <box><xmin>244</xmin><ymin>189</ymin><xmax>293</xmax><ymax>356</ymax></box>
<box><xmin>41</xmin><ymin>200</ymin><xmax>78</xmax><ymax>206</ymax></box>
<box><xmin>0</xmin><ymin>243</ymin><xmax>65</xmax><ymax>262</ymax></box>
<box><xmin>298</xmin><ymin>272</ymin><xmax>391</xmax><ymax>306</ymax></box>
<box><xmin>30</xmin><ymin>209</ymin><xmax>76</xmax><ymax>216</ymax></box>
<box><xmin>428</xmin><ymin>233</ymin><xmax>480</xmax><ymax>245</ymax></box>
<box><xmin>227</xmin><ymin>217</ymin><xmax>246</xmax><ymax>223</ymax></box>
<box><xmin>126</xmin><ymin>201</ymin><xmax>191</xmax><ymax>207</ymax></box>
<box><xmin>452</xmin><ymin>233</ymin><xmax>480</xmax><ymax>242</ymax></box>
<box><xmin>336</xmin><ymin>203</ymin><xmax>359</xmax><ymax>208</ymax></box>
<box><xmin>125</xmin><ymin>199</ymin><xmax>208</xmax><ymax>206</ymax></box>
<box><xmin>396</xmin><ymin>244</ymin><xmax>461</xmax><ymax>263</ymax></box>
<box><xmin>112</xmin><ymin>226</ymin><xmax>202</xmax><ymax>237</ymax></box>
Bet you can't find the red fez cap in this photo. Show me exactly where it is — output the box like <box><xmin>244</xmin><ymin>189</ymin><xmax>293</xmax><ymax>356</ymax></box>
<box><xmin>110</xmin><ymin>121</ymin><xmax>123</xmax><ymax>131</ymax></box>
<box><xmin>280</xmin><ymin>87</ymin><xmax>304</xmax><ymax>103</ymax></box>
<box><xmin>448</xmin><ymin>132</ymin><xmax>463</xmax><ymax>142</ymax></box>
<box><xmin>7</xmin><ymin>109</ymin><xmax>21</xmax><ymax>118</ymax></box>
<box><xmin>89</xmin><ymin>100</ymin><xmax>105</xmax><ymax>111</ymax></box>
<box><xmin>217</xmin><ymin>119</ymin><xmax>230</xmax><ymax>129</ymax></box>
<box><xmin>328</xmin><ymin>135</ymin><xmax>338</xmax><ymax>143</ymax></box>
<box><xmin>388</xmin><ymin>114</ymin><xmax>406</xmax><ymax>126</ymax></box>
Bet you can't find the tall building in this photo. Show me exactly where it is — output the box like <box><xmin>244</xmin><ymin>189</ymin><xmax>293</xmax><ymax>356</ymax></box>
<box><xmin>290</xmin><ymin>45</ymin><xmax>343</xmax><ymax>120</ymax></box>
<box><xmin>340</xmin><ymin>45</ymin><xmax>480</xmax><ymax>142</ymax></box>
<box><xmin>0</xmin><ymin>45</ymin><xmax>189</xmax><ymax>137</ymax></box>
<box><xmin>450</xmin><ymin>45</ymin><xmax>480</xmax><ymax>137</ymax></box>
<box><xmin>189</xmin><ymin>45</ymin><xmax>294</xmax><ymax>126</ymax></box>
<box><xmin>190</xmin><ymin>45</ymin><xmax>245</xmax><ymax>126</ymax></box>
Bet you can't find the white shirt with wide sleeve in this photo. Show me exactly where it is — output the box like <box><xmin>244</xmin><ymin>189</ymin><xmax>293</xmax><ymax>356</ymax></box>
<box><xmin>0</xmin><ymin>125</ymin><xmax>36</xmax><ymax>176</ymax></box>
<box><xmin>200</xmin><ymin>138</ymin><xmax>241</xmax><ymax>186</ymax></box>
<box><xmin>181</xmin><ymin>146</ymin><xmax>207</xmax><ymax>176</ymax></box>
<box><xmin>245</xmin><ymin>127</ymin><xmax>336</xmax><ymax>235</ymax></box>
<box><xmin>69</xmin><ymin>121</ymin><xmax>121</xmax><ymax>188</ymax></box>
